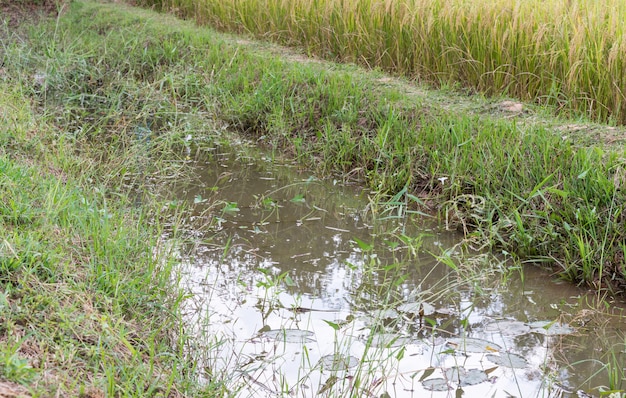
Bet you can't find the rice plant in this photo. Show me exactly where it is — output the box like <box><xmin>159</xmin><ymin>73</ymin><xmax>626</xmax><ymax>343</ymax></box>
<box><xmin>138</xmin><ymin>0</ymin><xmax>626</xmax><ymax>125</ymax></box>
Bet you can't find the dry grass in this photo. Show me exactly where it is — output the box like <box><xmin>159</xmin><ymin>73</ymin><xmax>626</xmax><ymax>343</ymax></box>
<box><xmin>139</xmin><ymin>0</ymin><xmax>626</xmax><ymax>125</ymax></box>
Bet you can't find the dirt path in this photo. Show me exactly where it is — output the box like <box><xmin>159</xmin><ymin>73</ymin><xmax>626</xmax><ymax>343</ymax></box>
<box><xmin>230</xmin><ymin>33</ymin><xmax>626</xmax><ymax>151</ymax></box>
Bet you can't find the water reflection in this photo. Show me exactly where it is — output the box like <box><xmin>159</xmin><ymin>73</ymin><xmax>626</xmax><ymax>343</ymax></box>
<box><xmin>176</xmin><ymin>148</ymin><xmax>626</xmax><ymax>398</ymax></box>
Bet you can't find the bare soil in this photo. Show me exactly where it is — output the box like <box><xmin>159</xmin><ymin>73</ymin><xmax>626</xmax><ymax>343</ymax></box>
<box><xmin>1</xmin><ymin>1</ymin><xmax>60</xmax><ymax>24</ymax></box>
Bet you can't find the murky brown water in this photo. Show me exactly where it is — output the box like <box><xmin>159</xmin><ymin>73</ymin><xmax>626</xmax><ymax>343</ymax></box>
<box><xmin>175</xmin><ymin>147</ymin><xmax>626</xmax><ymax>398</ymax></box>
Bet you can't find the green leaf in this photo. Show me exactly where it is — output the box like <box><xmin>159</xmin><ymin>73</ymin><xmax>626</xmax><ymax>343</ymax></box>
<box><xmin>323</xmin><ymin>320</ymin><xmax>340</xmax><ymax>331</ymax></box>
<box><xmin>290</xmin><ymin>193</ymin><xmax>305</xmax><ymax>203</ymax></box>
<box><xmin>194</xmin><ymin>194</ymin><xmax>207</xmax><ymax>204</ymax></box>
<box><xmin>396</xmin><ymin>346</ymin><xmax>406</xmax><ymax>360</ymax></box>
<box><xmin>283</xmin><ymin>273</ymin><xmax>296</xmax><ymax>287</ymax></box>
<box><xmin>419</xmin><ymin>367</ymin><xmax>436</xmax><ymax>382</ymax></box>
<box><xmin>406</xmin><ymin>193</ymin><xmax>425</xmax><ymax>205</ymax></box>
<box><xmin>384</xmin><ymin>240</ymin><xmax>399</xmax><ymax>249</ymax></box>
<box><xmin>222</xmin><ymin>202</ymin><xmax>240</xmax><ymax>212</ymax></box>
<box><xmin>352</xmin><ymin>237</ymin><xmax>373</xmax><ymax>251</ymax></box>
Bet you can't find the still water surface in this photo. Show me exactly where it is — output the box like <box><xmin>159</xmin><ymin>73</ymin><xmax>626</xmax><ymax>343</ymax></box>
<box><xmin>175</xmin><ymin>148</ymin><xmax>626</xmax><ymax>398</ymax></box>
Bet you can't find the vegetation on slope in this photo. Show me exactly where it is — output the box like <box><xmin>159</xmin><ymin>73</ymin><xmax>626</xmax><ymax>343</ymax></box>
<box><xmin>135</xmin><ymin>0</ymin><xmax>626</xmax><ymax>125</ymax></box>
<box><xmin>1</xmin><ymin>2</ymin><xmax>211</xmax><ymax>396</ymax></box>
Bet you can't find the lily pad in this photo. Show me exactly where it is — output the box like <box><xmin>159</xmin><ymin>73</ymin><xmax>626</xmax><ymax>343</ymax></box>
<box><xmin>370</xmin><ymin>308</ymin><xmax>400</xmax><ymax>320</ymax></box>
<box><xmin>397</xmin><ymin>301</ymin><xmax>435</xmax><ymax>316</ymax></box>
<box><xmin>486</xmin><ymin>352</ymin><xmax>528</xmax><ymax>368</ymax></box>
<box><xmin>367</xmin><ymin>333</ymin><xmax>413</xmax><ymax>348</ymax></box>
<box><xmin>422</xmin><ymin>378</ymin><xmax>451</xmax><ymax>391</ymax></box>
<box><xmin>261</xmin><ymin>329</ymin><xmax>316</xmax><ymax>343</ymax></box>
<box><xmin>318</xmin><ymin>354</ymin><xmax>359</xmax><ymax>371</ymax></box>
<box><xmin>526</xmin><ymin>321</ymin><xmax>575</xmax><ymax>335</ymax></box>
<box><xmin>445</xmin><ymin>337</ymin><xmax>502</xmax><ymax>353</ymax></box>
<box><xmin>484</xmin><ymin>320</ymin><xmax>531</xmax><ymax>336</ymax></box>
<box><xmin>445</xmin><ymin>367</ymin><xmax>488</xmax><ymax>386</ymax></box>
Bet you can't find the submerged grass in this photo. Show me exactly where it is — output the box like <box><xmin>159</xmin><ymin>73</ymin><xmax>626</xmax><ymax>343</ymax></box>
<box><xmin>137</xmin><ymin>0</ymin><xmax>626</xmax><ymax>126</ymax></box>
<box><xmin>2</xmin><ymin>0</ymin><xmax>626</xmax><ymax>395</ymax></box>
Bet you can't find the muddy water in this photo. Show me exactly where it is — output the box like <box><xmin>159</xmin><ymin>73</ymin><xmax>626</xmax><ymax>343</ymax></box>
<box><xmin>176</xmin><ymin>148</ymin><xmax>626</xmax><ymax>398</ymax></box>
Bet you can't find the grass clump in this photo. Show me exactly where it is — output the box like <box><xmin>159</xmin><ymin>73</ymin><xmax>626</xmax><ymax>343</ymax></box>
<box><xmin>0</xmin><ymin>83</ymin><xmax>188</xmax><ymax>395</ymax></box>
<box><xmin>136</xmin><ymin>0</ymin><xmax>626</xmax><ymax>126</ymax></box>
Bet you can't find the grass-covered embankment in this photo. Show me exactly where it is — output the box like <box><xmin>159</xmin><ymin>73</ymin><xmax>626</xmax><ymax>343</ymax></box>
<box><xmin>1</xmin><ymin>0</ymin><xmax>625</xmax><ymax>394</ymax></box>
<box><xmin>1</xmin><ymin>2</ymin><xmax>217</xmax><ymax>396</ymax></box>
<box><xmin>136</xmin><ymin>0</ymin><xmax>626</xmax><ymax>126</ymax></box>
<box><xmin>111</xmin><ymin>0</ymin><xmax>626</xmax><ymax>291</ymax></box>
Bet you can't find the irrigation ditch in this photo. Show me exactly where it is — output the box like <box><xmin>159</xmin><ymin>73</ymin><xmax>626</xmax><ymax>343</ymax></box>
<box><xmin>1</xmin><ymin>0</ymin><xmax>626</xmax><ymax>396</ymax></box>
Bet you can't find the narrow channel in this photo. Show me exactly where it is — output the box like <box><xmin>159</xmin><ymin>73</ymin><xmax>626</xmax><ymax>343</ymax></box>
<box><xmin>174</xmin><ymin>147</ymin><xmax>626</xmax><ymax>398</ymax></box>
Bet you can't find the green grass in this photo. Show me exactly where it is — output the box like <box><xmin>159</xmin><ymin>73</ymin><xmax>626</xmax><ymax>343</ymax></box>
<box><xmin>63</xmin><ymin>0</ymin><xmax>626</xmax><ymax>284</ymax></box>
<box><xmin>0</xmin><ymin>4</ymin><xmax>214</xmax><ymax>396</ymax></box>
<box><xmin>135</xmin><ymin>0</ymin><xmax>626</xmax><ymax>126</ymax></box>
<box><xmin>0</xmin><ymin>85</ymin><xmax>191</xmax><ymax>395</ymax></box>
<box><xmin>1</xmin><ymin>0</ymin><xmax>626</xmax><ymax>395</ymax></box>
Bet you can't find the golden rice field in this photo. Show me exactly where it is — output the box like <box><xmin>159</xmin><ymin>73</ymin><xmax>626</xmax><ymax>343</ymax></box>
<box><xmin>138</xmin><ymin>0</ymin><xmax>626</xmax><ymax>125</ymax></box>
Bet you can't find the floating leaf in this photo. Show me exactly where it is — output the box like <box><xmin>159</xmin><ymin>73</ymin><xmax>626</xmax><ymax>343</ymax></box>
<box><xmin>367</xmin><ymin>333</ymin><xmax>413</xmax><ymax>348</ymax></box>
<box><xmin>486</xmin><ymin>353</ymin><xmax>528</xmax><ymax>369</ymax></box>
<box><xmin>370</xmin><ymin>309</ymin><xmax>399</xmax><ymax>320</ymax></box>
<box><xmin>422</xmin><ymin>378</ymin><xmax>451</xmax><ymax>391</ymax></box>
<box><xmin>261</xmin><ymin>329</ymin><xmax>316</xmax><ymax>343</ymax></box>
<box><xmin>445</xmin><ymin>367</ymin><xmax>488</xmax><ymax>386</ymax></box>
<box><xmin>526</xmin><ymin>321</ymin><xmax>575</xmax><ymax>335</ymax></box>
<box><xmin>445</xmin><ymin>338</ymin><xmax>502</xmax><ymax>353</ymax></box>
<box><xmin>397</xmin><ymin>301</ymin><xmax>435</xmax><ymax>316</ymax></box>
<box><xmin>433</xmin><ymin>307</ymin><xmax>458</xmax><ymax>316</ymax></box>
<box><xmin>484</xmin><ymin>320</ymin><xmax>531</xmax><ymax>336</ymax></box>
<box><xmin>318</xmin><ymin>354</ymin><xmax>359</xmax><ymax>371</ymax></box>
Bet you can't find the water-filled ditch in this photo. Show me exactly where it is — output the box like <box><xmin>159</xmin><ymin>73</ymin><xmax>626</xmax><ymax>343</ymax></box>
<box><xmin>174</xmin><ymin>147</ymin><xmax>626</xmax><ymax>398</ymax></box>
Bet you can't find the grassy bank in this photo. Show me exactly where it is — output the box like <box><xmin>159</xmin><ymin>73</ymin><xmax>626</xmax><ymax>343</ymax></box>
<box><xmin>0</xmin><ymin>3</ymin><xmax>215</xmax><ymax>396</ymax></box>
<box><xmin>81</xmin><ymin>1</ymin><xmax>626</xmax><ymax>292</ymax></box>
<box><xmin>1</xmin><ymin>0</ymin><xmax>625</xmax><ymax>395</ymax></box>
<box><xmin>134</xmin><ymin>0</ymin><xmax>626</xmax><ymax>126</ymax></box>
<box><xmin>111</xmin><ymin>0</ymin><xmax>626</xmax><ymax>292</ymax></box>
